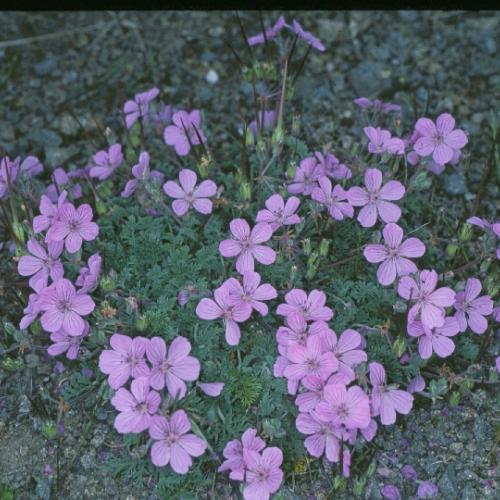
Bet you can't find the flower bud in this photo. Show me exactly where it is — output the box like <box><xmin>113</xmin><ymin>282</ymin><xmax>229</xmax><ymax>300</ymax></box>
<box><xmin>393</xmin><ymin>300</ymin><xmax>408</xmax><ymax>314</ymax></box>
<box><xmin>286</xmin><ymin>162</ymin><xmax>297</xmax><ymax>180</ymax></box>
<box><xmin>239</xmin><ymin>181</ymin><xmax>252</xmax><ymax>202</ymax></box>
<box><xmin>459</xmin><ymin>223</ymin><xmax>473</xmax><ymax>242</ymax></box>
<box><xmin>245</xmin><ymin>128</ymin><xmax>254</xmax><ymax>147</ymax></box>
<box><xmin>292</xmin><ymin>113</ymin><xmax>301</xmax><ymax>135</ymax></box>
<box><xmin>271</xmin><ymin>125</ymin><xmax>284</xmax><ymax>150</ymax></box>
<box><xmin>319</xmin><ymin>239</ymin><xmax>330</xmax><ymax>257</ymax></box>
<box><xmin>306</xmin><ymin>252</ymin><xmax>320</xmax><ymax>280</ymax></box>
<box><xmin>449</xmin><ymin>391</ymin><xmax>461</xmax><ymax>407</ymax></box>
<box><xmin>41</xmin><ymin>421</ymin><xmax>58</xmax><ymax>440</ymax></box>
<box><xmin>446</xmin><ymin>243</ymin><xmax>458</xmax><ymax>258</ymax></box>
<box><xmin>135</xmin><ymin>315</ymin><xmax>148</xmax><ymax>332</ymax></box>
<box><xmin>392</xmin><ymin>337</ymin><xmax>406</xmax><ymax>357</ymax></box>
<box><xmin>96</xmin><ymin>200</ymin><xmax>107</xmax><ymax>216</ymax></box>
<box><xmin>198</xmin><ymin>155</ymin><xmax>211</xmax><ymax>178</ymax></box>
<box><xmin>302</xmin><ymin>238</ymin><xmax>312</xmax><ymax>256</ymax></box>
<box><xmin>485</xmin><ymin>275</ymin><xmax>499</xmax><ymax>298</ymax></box>
<box><xmin>99</xmin><ymin>275</ymin><xmax>115</xmax><ymax>293</ymax></box>
<box><xmin>12</xmin><ymin>222</ymin><xmax>25</xmax><ymax>243</ymax></box>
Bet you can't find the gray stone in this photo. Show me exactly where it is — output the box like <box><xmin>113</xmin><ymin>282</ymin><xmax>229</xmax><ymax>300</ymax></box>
<box><xmin>35</xmin><ymin>477</ymin><xmax>51</xmax><ymax>499</ymax></box>
<box><xmin>34</xmin><ymin>57</ymin><xmax>57</xmax><ymax>76</ymax></box>
<box><xmin>349</xmin><ymin>61</ymin><xmax>392</xmax><ymax>96</ymax></box>
<box><xmin>444</xmin><ymin>173</ymin><xmax>467</xmax><ymax>195</ymax></box>
<box><xmin>438</xmin><ymin>464</ymin><xmax>460</xmax><ymax>499</ymax></box>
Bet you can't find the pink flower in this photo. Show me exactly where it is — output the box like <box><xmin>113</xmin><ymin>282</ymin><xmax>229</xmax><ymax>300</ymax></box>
<box><xmin>315</xmin><ymin>383</ymin><xmax>371</xmax><ymax>430</ymax></box>
<box><xmin>312</xmin><ymin>177</ymin><xmax>353</xmax><ymax>220</ymax></box>
<box><xmin>75</xmin><ymin>253</ymin><xmax>102</xmax><ymax>293</ymax></box>
<box><xmin>314</xmin><ymin>152</ymin><xmax>352</xmax><ymax>180</ymax></box>
<box><xmin>225</xmin><ymin>271</ymin><xmax>277</xmax><ymax>316</ymax></box>
<box><xmin>247</xmin><ymin>15</ymin><xmax>288</xmax><ymax>46</ymax></box>
<box><xmin>47</xmin><ymin>321</ymin><xmax>89</xmax><ymax>360</ymax></box>
<box><xmin>277</xmin><ymin>288</ymin><xmax>334</xmax><ymax>322</ymax></box>
<box><xmin>364</xmin><ymin>127</ymin><xmax>405</xmax><ymax>155</ymax></box>
<box><xmin>283</xmin><ymin>334</ymin><xmax>338</xmax><ymax>382</ymax></box>
<box><xmin>243</xmin><ymin>447</ymin><xmax>284</xmax><ymax>500</ymax></box>
<box><xmin>121</xmin><ymin>151</ymin><xmax>165</xmax><ymax>198</ymax></box>
<box><xmin>0</xmin><ymin>156</ymin><xmax>18</xmax><ymax>198</ymax></box>
<box><xmin>38</xmin><ymin>278</ymin><xmax>95</xmax><ymax>335</ymax></box>
<box><xmin>319</xmin><ymin>328</ymin><xmax>367</xmax><ymax>379</ymax></box>
<box><xmin>20</xmin><ymin>156</ymin><xmax>43</xmax><ymax>177</ymax></box>
<box><xmin>276</xmin><ymin>313</ymin><xmax>328</xmax><ymax>347</ymax></box>
<box><xmin>146</xmin><ymin>336</ymin><xmax>200</xmax><ymax>399</ymax></box>
<box><xmin>18</xmin><ymin>239</ymin><xmax>64</xmax><ymax>290</ymax></box>
<box><xmin>218</xmin><ymin>428</ymin><xmax>265</xmax><ymax>481</ymax></box>
<box><xmin>292</xmin><ymin>19</ymin><xmax>325</xmax><ymax>52</ymax></box>
<box><xmin>369</xmin><ymin>362</ymin><xmax>413</xmax><ymax>425</ymax></box>
<box><xmin>363</xmin><ymin>222</ymin><xmax>426</xmax><ymax>285</ymax></box>
<box><xmin>248</xmin><ymin>110</ymin><xmax>277</xmax><ymax>138</ymax></box>
<box><xmin>273</xmin><ymin>343</ymin><xmax>300</xmax><ymax>395</ymax></box>
<box><xmin>149</xmin><ymin>410</ymin><xmax>207</xmax><ymax>473</ymax></box>
<box><xmin>398</xmin><ymin>270</ymin><xmax>456</xmax><ymax>329</ymax></box>
<box><xmin>163</xmin><ymin>168</ymin><xmax>217</xmax><ymax>216</ymax></box>
<box><xmin>19</xmin><ymin>290</ymin><xmax>43</xmax><ymax>330</ymax></box>
<box><xmin>288</xmin><ymin>156</ymin><xmax>322</xmax><ymax>195</ymax></box>
<box><xmin>296</xmin><ymin>411</ymin><xmax>340</xmax><ymax>462</ymax></box>
<box><xmin>46</xmin><ymin>202</ymin><xmax>99</xmax><ymax>253</ymax></box>
<box><xmin>164</xmin><ymin>110</ymin><xmax>206</xmax><ymax>156</ymax></box>
<box><xmin>196</xmin><ymin>284</ymin><xmax>252</xmax><ymax>345</ymax></box>
<box><xmin>98</xmin><ymin>333</ymin><xmax>150</xmax><ymax>389</ymax></box>
<box><xmin>33</xmin><ymin>191</ymin><xmax>67</xmax><ymax>234</ymax></box>
<box><xmin>111</xmin><ymin>377</ymin><xmax>161</xmax><ymax>433</ymax></box>
<box><xmin>197</xmin><ymin>382</ymin><xmax>224</xmax><ymax>397</ymax></box>
<box><xmin>348</xmin><ymin>168</ymin><xmax>405</xmax><ymax>228</ymax></box>
<box><xmin>407</xmin><ymin>374</ymin><xmax>426</xmax><ymax>394</ymax></box>
<box><xmin>256</xmin><ymin>194</ymin><xmax>301</xmax><ymax>232</ymax></box>
<box><xmin>124</xmin><ymin>88</ymin><xmax>159</xmax><ymax>129</ymax></box>
<box><xmin>414</xmin><ymin>113</ymin><xmax>468</xmax><ymax>165</ymax></box>
<box><xmin>219</xmin><ymin>219</ymin><xmax>276</xmax><ymax>274</ymax></box>
<box><xmin>408</xmin><ymin>317</ymin><xmax>460</xmax><ymax>359</ymax></box>
<box><xmin>453</xmin><ymin>277</ymin><xmax>493</xmax><ymax>334</ymax></box>
<box><xmin>417</xmin><ymin>481</ymin><xmax>439</xmax><ymax>498</ymax></box>
<box><xmin>89</xmin><ymin>144</ymin><xmax>123</xmax><ymax>180</ymax></box>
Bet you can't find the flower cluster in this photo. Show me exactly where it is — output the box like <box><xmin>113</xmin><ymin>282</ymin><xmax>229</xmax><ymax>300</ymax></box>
<box><xmin>98</xmin><ymin>333</ymin><xmax>221</xmax><ymax>473</ymax></box>
<box><xmin>1</xmin><ymin>154</ymin><xmax>43</xmax><ymax>198</ymax></box>
<box><xmin>218</xmin><ymin>429</ymin><xmax>284</xmax><ymax>500</ymax></box>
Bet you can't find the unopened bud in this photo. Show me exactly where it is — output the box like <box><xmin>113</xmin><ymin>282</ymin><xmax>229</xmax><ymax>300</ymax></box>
<box><xmin>392</xmin><ymin>337</ymin><xmax>406</xmax><ymax>358</ymax></box>
<box><xmin>446</xmin><ymin>243</ymin><xmax>458</xmax><ymax>258</ymax></box>
<box><xmin>292</xmin><ymin>113</ymin><xmax>301</xmax><ymax>135</ymax></box>
<box><xmin>96</xmin><ymin>200</ymin><xmax>107</xmax><ymax>216</ymax></box>
<box><xmin>239</xmin><ymin>181</ymin><xmax>252</xmax><ymax>201</ymax></box>
<box><xmin>100</xmin><ymin>275</ymin><xmax>114</xmax><ymax>293</ymax></box>
<box><xmin>459</xmin><ymin>223</ymin><xmax>473</xmax><ymax>242</ymax></box>
<box><xmin>449</xmin><ymin>391</ymin><xmax>461</xmax><ymax>407</ymax></box>
<box><xmin>135</xmin><ymin>315</ymin><xmax>148</xmax><ymax>332</ymax></box>
<box><xmin>271</xmin><ymin>125</ymin><xmax>284</xmax><ymax>149</ymax></box>
<box><xmin>245</xmin><ymin>128</ymin><xmax>254</xmax><ymax>147</ymax></box>
<box><xmin>319</xmin><ymin>239</ymin><xmax>330</xmax><ymax>257</ymax></box>
<box><xmin>198</xmin><ymin>155</ymin><xmax>211</xmax><ymax>178</ymax></box>
<box><xmin>485</xmin><ymin>275</ymin><xmax>499</xmax><ymax>298</ymax></box>
<box><xmin>302</xmin><ymin>238</ymin><xmax>312</xmax><ymax>256</ymax></box>
<box><xmin>12</xmin><ymin>222</ymin><xmax>25</xmax><ymax>243</ymax></box>
<box><xmin>287</xmin><ymin>162</ymin><xmax>297</xmax><ymax>180</ymax></box>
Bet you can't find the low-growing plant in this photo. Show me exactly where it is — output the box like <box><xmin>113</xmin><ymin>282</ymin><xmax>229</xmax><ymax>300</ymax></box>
<box><xmin>1</xmin><ymin>12</ymin><xmax>498</xmax><ymax>499</ymax></box>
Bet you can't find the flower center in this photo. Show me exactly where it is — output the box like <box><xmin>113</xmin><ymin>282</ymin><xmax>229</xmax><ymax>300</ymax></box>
<box><xmin>368</xmin><ymin>192</ymin><xmax>379</xmax><ymax>203</ymax></box>
<box><xmin>127</xmin><ymin>354</ymin><xmax>138</xmax><ymax>368</ymax></box>
<box><xmin>57</xmin><ymin>299</ymin><xmax>72</xmax><ymax>313</ymax></box>
<box><xmin>307</xmin><ymin>358</ymin><xmax>319</xmax><ymax>371</ymax></box>
<box><xmin>69</xmin><ymin>220</ymin><xmax>80</xmax><ymax>231</ymax></box>
<box><xmin>166</xmin><ymin>431</ymin><xmax>179</xmax><ymax>444</ymax></box>
<box><xmin>160</xmin><ymin>360</ymin><xmax>172</xmax><ymax>373</ymax></box>
<box><xmin>337</xmin><ymin>404</ymin><xmax>349</xmax><ymax>419</ymax></box>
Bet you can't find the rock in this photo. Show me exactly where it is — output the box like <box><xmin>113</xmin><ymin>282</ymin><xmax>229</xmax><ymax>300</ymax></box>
<box><xmin>30</xmin><ymin>128</ymin><xmax>62</xmax><ymax>148</ymax></box>
<box><xmin>443</xmin><ymin>173</ymin><xmax>467</xmax><ymax>195</ymax></box>
<box><xmin>44</xmin><ymin>145</ymin><xmax>79</xmax><ymax>166</ymax></box>
<box><xmin>437</xmin><ymin>464</ymin><xmax>460</xmax><ymax>499</ymax></box>
<box><xmin>472</xmin><ymin>417</ymin><xmax>493</xmax><ymax>446</ymax></box>
<box><xmin>449</xmin><ymin>442</ymin><xmax>463</xmax><ymax>454</ymax></box>
<box><xmin>34</xmin><ymin>57</ymin><xmax>57</xmax><ymax>76</ymax></box>
<box><xmin>462</xmin><ymin>483</ymin><xmax>477</xmax><ymax>500</ymax></box>
<box><xmin>348</xmin><ymin>61</ymin><xmax>392</xmax><ymax>96</ymax></box>
<box><xmin>35</xmin><ymin>477</ymin><xmax>51</xmax><ymax>499</ymax></box>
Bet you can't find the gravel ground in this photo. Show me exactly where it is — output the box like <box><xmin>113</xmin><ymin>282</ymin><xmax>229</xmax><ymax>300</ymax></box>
<box><xmin>0</xmin><ymin>10</ymin><xmax>498</xmax><ymax>499</ymax></box>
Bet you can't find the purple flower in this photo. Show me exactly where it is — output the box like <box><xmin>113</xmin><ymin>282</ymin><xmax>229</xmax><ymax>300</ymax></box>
<box><xmin>277</xmin><ymin>289</ymin><xmax>334</xmax><ymax>322</ymax></box>
<box><xmin>111</xmin><ymin>376</ymin><xmax>161</xmax><ymax>434</ymax></box>
<box><xmin>381</xmin><ymin>485</ymin><xmax>401</xmax><ymax>500</ymax></box>
<box><xmin>453</xmin><ymin>277</ymin><xmax>493</xmax><ymax>334</ymax></box>
<box><xmin>219</xmin><ymin>219</ymin><xmax>276</xmax><ymax>274</ymax></box>
<box><xmin>45</xmin><ymin>168</ymin><xmax>82</xmax><ymax>203</ymax></box>
<box><xmin>20</xmin><ymin>289</ymin><xmax>43</xmax><ymax>330</ymax></box>
<box><xmin>414</xmin><ymin>113</ymin><xmax>468</xmax><ymax>165</ymax></box>
<box><xmin>398</xmin><ymin>269</ymin><xmax>456</xmax><ymax>329</ymax></box>
<box><xmin>20</xmin><ymin>156</ymin><xmax>43</xmax><ymax>177</ymax></box>
<box><xmin>348</xmin><ymin>168</ymin><xmax>405</xmax><ymax>228</ymax></box>
<box><xmin>98</xmin><ymin>333</ymin><xmax>150</xmax><ymax>389</ymax></box>
<box><xmin>75</xmin><ymin>253</ymin><xmax>102</xmax><ymax>293</ymax></box>
<box><xmin>401</xmin><ymin>464</ymin><xmax>418</xmax><ymax>480</ymax></box>
<box><xmin>353</xmin><ymin>97</ymin><xmax>372</xmax><ymax>108</ymax></box>
<box><xmin>18</xmin><ymin>239</ymin><xmax>64</xmax><ymax>290</ymax></box>
<box><xmin>47</xmin><ymin>321</ymin><xmax>89</xmax><ymax>360</ymax></box>
<box><xmin>291</xmin><ymin>19</ymin><xmax>325</xmax><ymax>52</ymax></box>
<box><xmin>146</xmin><ymin>336</ymin><xmax>200</xmax><ymax>399</ymax></box>
<box><xmin>247</xmin><ymin>15</ymin><xmax>288</xmax><ymax>46</ymax></box>
<box><xmin>408</xmin><ymin>317</ymin><xmax>460</xmax><ymax>359</ymax></box>
<box><xmin>33</xmin><ymin>191</ymin><xmax>67</xmax><ymax>234</ymax></box>
<box><xmin>163</xmin><ymin>169</ymin><xmax>217</xmax><ymax>216</ymax></box>
<box><xmin>38</xmin><ymin>278</ymin><xmax>95</xmax><ymax>335</ymax></box>
<box><xmin>218</xmin><ymin>428</ymin><xmax>266</xmax><ymax>481</ymax></box>
<box><xmin>314</xmin><ymin>152</ymin><xmax>352</xmax><ymax>180</ymax></box>
<box><xmin>363</xmin><ymin>223</ymin><xmax>426</xmax><ymax>285</ymax></box>
<box><xmin>243</xmin><ymin>447</ymin><xmax>284</xmax><ymax>500</ymax></box>
<box><xmin>197</xmin><ymin>382</ymin><xmax>224</xmax><ymax>397</ymax></box>
<box><xmin>164</xmin><ymin>110</ymin><xmax>206</xmax><ymax>156</ymax></box>
<box><xmin>369</xmin><ymin>362</ymin><xmax>413</xmax><ymax>425</ymax></box>
<box><xmin>196</xmin><ymin>283</ymin><xmax>252</xmax><ymax>345</ymax></box>
<box><xmin>121</xmin><ymin>151</ymin><xmax>164</xmax><ymax>198</ymax></box>
<box><xmin>256</xmin><ymin>194</ymin><xmax>301</xmax><ymax>232</ymax></box>
<box><xmin>276</xmin><ymin>313</ymin><xmax>328</xmax><ymax>348</ymax></box>
<box><xmin>89</xmin><ymin>144</ymin><xmax>123</xmax><ymax>180</ymax></box>
<box><xmin>0</xmin><ymin>156</ymin><xmax>19</xmax><ymax>198</ymax></box>
<box><xmin>407</xmin><ymin>375</ymin><xmax>426</xmax><ymax>394</ymax></box>
<box><xmin>417</xmin><ymin>481</ymin><xmax>439</xmax><ymax>498</ymax></box>
<box><xmin>288</xmin><ymin>156</ymin><xmax>322</xmax><ymax>196</ymax></box>
<box><xmin>283</xmin><ymin>334</ymin><xmax>338</xmax><ymax>382</ymax></box>
<box><xmin>225</xmin><ymin>271</ymin><xmax>277</xmax><ymax>316</ymax></box>
<box><xmin>149</xmin><ymin>410</ymin><xmax>207</xmax><ymax>473</ymax></box>
<box><xmin>46</xmin><ymin>202</ymin><xmax>99</xmax><ymax>253</ymax></box>
<box><xmin>354</xmin><ymin>98</ymin><xmax>401</xmax><ymax>113</ymax></box>
<box><xmin>495</xmin><ymin>356</ymin><xmax>500</xmax><ymax>373</ymax></box>
<box><xmin>296</xmin><ymin>411</ymin><xmax>340</xmax><ymax>462</ymax></box>
<box><xmin>312</xmin><ymin>177</ymin><xmax>353</xmax><ymax>220</ymax></box>
<box><xmin>124</xmin><ymin>88</ymin><xmax>159</xmax><ymax>129</ymax></box>
<box><xmin>364</xmin><ymin>127</ymin><xmax>405</xmax><ymax>155</ymax></box>
<box><xmin>315</xmin><ymin>383</ymin><xmax>371</xmax><ymax>430</ymax></box>
<box><xmin>249</xmin><ymin>110</ymin><xmax>277</xmax><ymax>138</ymax></box>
